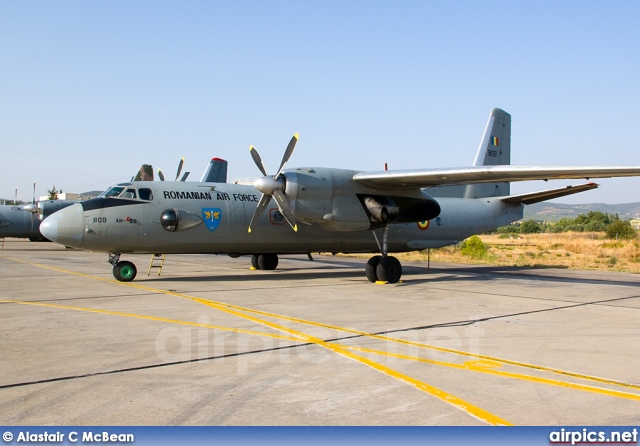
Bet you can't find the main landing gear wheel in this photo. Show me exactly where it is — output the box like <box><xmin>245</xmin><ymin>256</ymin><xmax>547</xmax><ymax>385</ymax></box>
<box><xmin>251</xmin><ymin>254</ymin><xmax>279</xmax><ymax>270</ymax></box>
<box><xmin>113</xmin><ymin>261</ymin><xmax>137</xmax><ymax>282</ymax></box>
<box><xmin>366</xmin><ymin>255</ymin><xmax>382</xmax><ymax>282</ymax></box>
<box><xmin>366</xmin><ymin>255</ymin><xmax>402</xmax><ymax>283</ymax></box>
<box><xmin>376</xmin><ymin>256</ymin><xmax>402</xmax><ymax>284</ymax></box>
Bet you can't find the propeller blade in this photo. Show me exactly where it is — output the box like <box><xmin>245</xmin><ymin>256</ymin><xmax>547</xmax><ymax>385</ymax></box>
<box><xmin>32</xmin><ymin>181</ymin><xmax>36</xmax><ymax>204</ymax></box>
<box><xmin>247</xmin><ymin>194</ymin><xmax>271</xmax><ymax>233</ymax></box>
<box><xmin>175</xmin><ymin>157</ymin><xmax>185</xmax><ymax>181</ymax></box>
<box><xmin>274</xmin><ymin>133</ymin><xmax>298</xmax><ymax>178</ymax></box>
<box><xmin>158</xmin><ymin>169</ymin><xmax>165</xmax><ymax>181</ymax></box>
<box><xmin>180</xmin><ymin>172</ymin><xmax>190</xmax><ymax>181</ymax></box>
<box><xmin>249</xmin><ymin>146</ymin><xmax>268</xmax><ymax>177</ymax></box>
<box><xmin>272</xmin><ymin>189</ymin><xmax>297</xmax><ymax>232</ymax></box>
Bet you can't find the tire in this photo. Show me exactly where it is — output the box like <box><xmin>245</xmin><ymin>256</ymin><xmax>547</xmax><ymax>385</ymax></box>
<box><xmin>113</xmin><ymin>261</ymin><xmax>137</xmax><ymax>282</ymax></box>
<box><xmin>258</xmin><ymin>253</ymin><xmax>278</xmax><ymax>271</ymax></box>
<box><xmin>376</xmin><ymin>256</ymin><xmax>402</xmax><ymax>284</ymax></box>
<box><xmin>365</xmin><ymin>255</ymin><xmax>382</xmax><ymax>282</ymax></box>
<box><xmin>250</xmin><ymin>254</ymin><xmax>260</xmax><ymax>269</ymax></box>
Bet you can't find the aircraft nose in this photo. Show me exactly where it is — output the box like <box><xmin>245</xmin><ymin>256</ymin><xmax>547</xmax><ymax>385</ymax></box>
<box><xmin>40</xmin><ymin>203</ymin><xmax>85</xmax><ymax>247</ymax></box>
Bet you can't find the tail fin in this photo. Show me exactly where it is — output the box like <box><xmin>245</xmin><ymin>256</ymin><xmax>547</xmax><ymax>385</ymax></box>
<box><xmin>427</xmin><ymin>108</ymin><xmax>511</xmax><ymax>199</ymax></box>
<box><xmin>132</xmin><ymin>164</ymin><xmax>154</xmax><ymax>182</ymax></box>
<box><xmin>200</xmin><ymin>158</ymin><xmax>228</xmax><ymax>183</ymax></box>
<box><xmin>464</xmin><ymin>108</ymin><xmax>511</xmax><ymax>198</ymax></box>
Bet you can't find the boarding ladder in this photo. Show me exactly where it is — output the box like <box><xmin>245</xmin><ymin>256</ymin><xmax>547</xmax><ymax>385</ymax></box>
<box><xmin>148</xmin><ymin>254</ymin><xmax>166</xmax><ymax>276</ymax></box>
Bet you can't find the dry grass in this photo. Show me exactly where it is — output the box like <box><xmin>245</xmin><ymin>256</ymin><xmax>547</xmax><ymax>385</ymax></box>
<box><xmin>394</xmin><ymin>232</ymin><xmax>640</xmax><ymax>274</ymax></box>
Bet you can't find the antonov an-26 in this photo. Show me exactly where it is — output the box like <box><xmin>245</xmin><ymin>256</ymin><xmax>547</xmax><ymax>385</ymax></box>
<box><xmin>40</xmin><ymin>109</ymin><xmax>640</xmax><ymax>283</ymax></box>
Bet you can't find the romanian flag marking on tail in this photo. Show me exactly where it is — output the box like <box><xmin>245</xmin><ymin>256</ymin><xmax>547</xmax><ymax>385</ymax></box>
<box><xmin>491</xmin><ymin>136</ymin><xmax>499</xmax><ymax>146</ymax></box>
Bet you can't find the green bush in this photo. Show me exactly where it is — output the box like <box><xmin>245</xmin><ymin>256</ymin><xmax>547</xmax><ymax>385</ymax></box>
<box><xmin>460</xmin><ymin>235</ymin><xmax>489</xmax><ymax>259</ymax></box>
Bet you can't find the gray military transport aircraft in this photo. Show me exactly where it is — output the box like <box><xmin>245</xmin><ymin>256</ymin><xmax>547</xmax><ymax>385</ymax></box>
<box><xmin>40</xmin><ymin>108</ymin><xmax>640</xmax><ymax>283</ymax></box>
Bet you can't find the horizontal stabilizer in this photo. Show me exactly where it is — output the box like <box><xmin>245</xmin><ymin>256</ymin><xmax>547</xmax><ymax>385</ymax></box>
<box><xmin>500</xmin><ymin>183</ymin><xmax>599</xmax><ymax>205</ymax></box>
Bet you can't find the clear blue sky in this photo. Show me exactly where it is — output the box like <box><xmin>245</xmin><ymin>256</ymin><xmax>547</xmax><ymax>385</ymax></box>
<box><xmin>2</xmin><ymin>1</ymin><xmax>639</xmax><ymax>204</ymax></box>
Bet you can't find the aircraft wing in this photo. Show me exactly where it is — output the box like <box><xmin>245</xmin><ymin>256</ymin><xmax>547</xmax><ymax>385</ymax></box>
<box><xmin>352</xmin><ymin>165</ymin><xmax>640</xmax><ymax>189</ymax></box>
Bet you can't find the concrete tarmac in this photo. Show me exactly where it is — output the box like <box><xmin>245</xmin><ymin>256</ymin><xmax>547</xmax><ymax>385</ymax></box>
<box><xmin>1</xmin><ymin>239</ymin><xmax>639</xmax><ymax>425</ymax></box>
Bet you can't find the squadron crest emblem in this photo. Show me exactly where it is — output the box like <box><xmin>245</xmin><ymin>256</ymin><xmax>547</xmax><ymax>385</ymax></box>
<box><xmin>202</xmin><ymin>208</ymin><xmax>222</xmax><ymax>232</ymax></box>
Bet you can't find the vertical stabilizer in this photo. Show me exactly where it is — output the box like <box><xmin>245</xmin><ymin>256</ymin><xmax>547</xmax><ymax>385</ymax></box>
<box><xmin>200</xmin><ymin>158</ymin><xmax>228</xmax><ymax>183</ymax></box>
<box><xmin>133</xmin><ymin>164</ymin><xmax>154</xmax><ymax>182</ymax></box>
<box><xmin>464</xmin><ymin>108</ymin><xmax>511</xmax><ymax>198</ymax></box>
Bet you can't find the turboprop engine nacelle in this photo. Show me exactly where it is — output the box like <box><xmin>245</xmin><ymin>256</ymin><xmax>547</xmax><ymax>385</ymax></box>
<box><xmin>277</xmin><ymin>168</ymin><xmax>441</xmax><ymax>231</ymax></box>
<box><xmin>160</xmin><ymin>208</ymin><xmax>203</xmax><ymax>232</ymax></box>
<box><xmin>363</xmin><ymin>196</ymin><xmax>400</xmax><ymax>224</ymax></box>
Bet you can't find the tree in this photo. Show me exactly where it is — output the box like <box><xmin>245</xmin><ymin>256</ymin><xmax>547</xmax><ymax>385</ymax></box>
<box><xmin>519</xmin><ymin>219</ymin><xmax>542</xmax><ymax>234</ymax></box>
<box><xmin>47</xmin><ymin>185</ymin><xmax>61</xmax><ymax>200</ymax></box>
<box><xmin>606</xmin><ymin>219</ymin><xmax>637</xmax><ymax>240</ymax></box>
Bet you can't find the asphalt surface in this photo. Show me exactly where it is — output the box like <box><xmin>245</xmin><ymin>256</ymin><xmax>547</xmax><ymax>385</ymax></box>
<box><xmin>1</xmin><ymin>239</ymin><xmax>639</xmax><ymax>425</ymax></box>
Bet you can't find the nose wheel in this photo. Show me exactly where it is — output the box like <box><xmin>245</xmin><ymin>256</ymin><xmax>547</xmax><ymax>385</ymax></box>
<box><xmin>366</xmin><ymin>226</ymin><xmax>402</xmax><ymax>283</ymax></box>
<box><xmin>108</xmin><ymin>252</ymin><xmax>138</xmax><ymax>282</ymax></box>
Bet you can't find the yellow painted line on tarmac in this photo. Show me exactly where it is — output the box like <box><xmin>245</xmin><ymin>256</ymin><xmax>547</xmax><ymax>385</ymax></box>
<box><xmin>2</xmin><ymin>257</ymin><xmax>511</xmax><ymax>425</ymax></box>
<box><xmin>7</xmin><ymin>255</ymin><xmax>640</xmax><ymax>393</ymax></box>
<box><xmin>182</xmin><ymin>295</ymin><xmax>511</xmax><ymax>426</ymax></box>
<box><xmin>173</xmin><ymin>294</ymin><xmax>640</xmax><ymax>393</ymax></box>
<box><xmin>340</xmin><ymin>345</ymin><xmax>640</xmax><ymax>402</ymax></box>
<box><xmin>7</xmin><ymin>256</ymin><xmax>640</xmax><ymax>418</ymax></box>
<box><xmin>0</xmin><ymin>299</ymin><xmax>304</xmax><ymax>343</ymax></box>
<box><xmin>7</xmin><ymin>255</ymin><xmax>640</xmax><ymax>394</ymax></box>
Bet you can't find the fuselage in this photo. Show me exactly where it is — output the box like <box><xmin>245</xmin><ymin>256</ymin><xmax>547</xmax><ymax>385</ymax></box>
<box><xmin>40</xmin><ymin>179</ymin><xmax>524</xmax><ymax>255</ymax></box>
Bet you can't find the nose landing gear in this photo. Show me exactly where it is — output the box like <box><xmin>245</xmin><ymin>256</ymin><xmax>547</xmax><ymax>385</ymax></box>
<box><xmin>108</xmin><ymin>252</ymin><xmax>138</xmax><ymax>282</ymax></box>
<box><xmin>366</xmin><ymin>226</ymin><xmax>402</xmax><ymax>283</ymax></box>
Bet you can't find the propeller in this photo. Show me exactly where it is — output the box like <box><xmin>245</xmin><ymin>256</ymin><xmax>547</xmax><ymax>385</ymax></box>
<box><xmin>247</xmin><ymin>134</ymin><xmax>299</xmax><ymax>233</ymax></box>
<box><xmin>22</xmin><ymin>182</ymin><xmax>38</xmax><ymax>230</ymax></box>
<box><xmin>175</xmin><ymin>157</ymin><xmax>184</xmax><ymax>180</ymax></box>
<box><xmin>157</xmin><ymin>158</ymin><xmax>189</xmax><ymax>181</ymax></box>
<box><xmin>30</xmin><ymin>182</ymin><xmax>36</xmax><ymax>229</ymax></box>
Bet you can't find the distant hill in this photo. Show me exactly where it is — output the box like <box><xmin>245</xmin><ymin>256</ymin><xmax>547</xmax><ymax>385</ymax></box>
<box><xmin>523</xmin><ymin>202</ymin><xmax>640</xmax><ymax>221</ymax></box>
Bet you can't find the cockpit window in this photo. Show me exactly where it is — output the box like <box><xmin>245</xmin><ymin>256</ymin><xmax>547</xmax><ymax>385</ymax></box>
<box><xmin>101</xmin><ymin>186</ymin><xmax>125</xmax><ymax>198</ymax></box>
<box><xmin>122</xmin><ymin>188</ymin><xmax>137</xmax><ymax>199</ymax></box>
<box><xmin>138</xmin><ymin>188</ymin><xmax>153</xmax><ymax>201</ymax></box>
<box><xmin>99</xmin><ymin>186</ymin><xmax>153</xmax><ymax>201</ymax></box>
